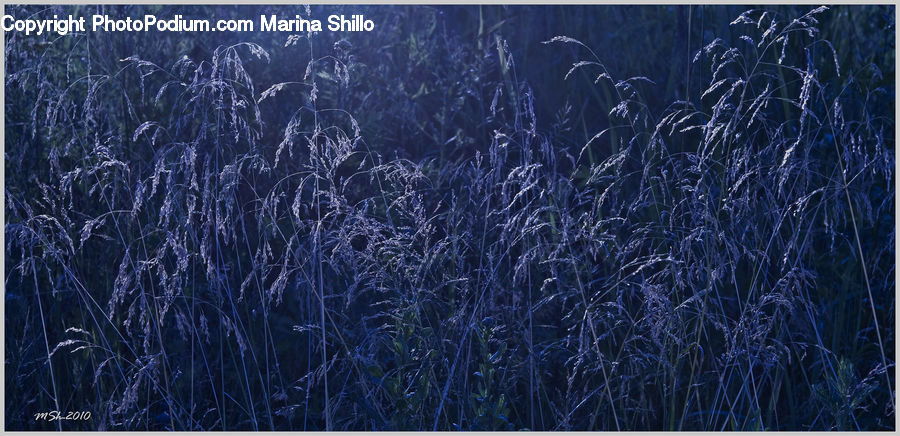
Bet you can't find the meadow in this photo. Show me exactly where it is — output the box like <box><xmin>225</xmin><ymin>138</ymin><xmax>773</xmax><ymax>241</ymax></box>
<box><xmin>4</xmin><ymin>5</ymin><xmax>895</xmax><ymax>430</ymax></box>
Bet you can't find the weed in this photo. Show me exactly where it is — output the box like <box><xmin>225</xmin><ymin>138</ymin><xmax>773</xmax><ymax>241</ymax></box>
<box><xmin>4</xmin><ymin>5</ymin><xmax>894</xmax><ymax>431</ymax></box>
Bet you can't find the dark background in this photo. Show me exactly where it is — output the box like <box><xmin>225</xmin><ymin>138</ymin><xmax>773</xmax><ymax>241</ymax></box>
<box><xmin>4</xmin><ymin>5</ymin><xmax>895</xmax><ymax>430</ymax></box>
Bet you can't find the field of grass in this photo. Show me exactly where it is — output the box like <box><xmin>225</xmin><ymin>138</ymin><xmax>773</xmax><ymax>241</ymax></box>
<box><xmin>4</xmin><ymin>4</ymin><xmax>895</xmax><ymax>430</ymax></box>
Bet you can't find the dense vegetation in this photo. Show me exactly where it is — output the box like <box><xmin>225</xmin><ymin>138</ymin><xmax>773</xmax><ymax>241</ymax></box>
<box><xmin>5</xmin><ymin>5</ymin><xmax>895</xmax><ymax>430</ymax></box>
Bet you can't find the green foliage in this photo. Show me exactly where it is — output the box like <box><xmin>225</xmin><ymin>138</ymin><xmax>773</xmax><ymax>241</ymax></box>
<box><xmin>469</xmin><ymin>322</ymin><xmax>514</xmax><ymax>431</ymax></box>
<box><xmin>812</xmin><ymin>358</ymin><xmax>881</xmax><ymax>430</ymax></box>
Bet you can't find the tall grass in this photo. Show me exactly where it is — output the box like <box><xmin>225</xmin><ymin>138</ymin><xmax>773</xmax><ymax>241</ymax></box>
<box><xmin>5</xmin><ymin>5</ymin><xmax>894</xmax><ymax>430</ymax></box>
